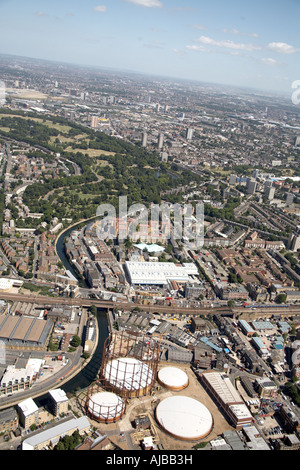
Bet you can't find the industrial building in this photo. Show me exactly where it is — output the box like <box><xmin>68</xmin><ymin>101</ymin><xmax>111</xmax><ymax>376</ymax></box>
<box><xmin>199</xmin><ymin>371</ymin><xmax>253</xmax><ymax>429</ymax></box>
<box><xmin>124</xmin><ymin>261</ymin><xmax>198</xmax><ymax>286</ymax></box>
<box><xmin>251</xmin><ymin>337</ymin><xmax>270</xmax><ymax>359</ymax></box>
<box><xmin>239</xmin><ymin>319</ymin><xmax>255</xmax><ymax>337</ymax></box>
<box><xmin>0</xmin><ymin>315</ymin><xmax>52</xmax><ymax>349</ymax></box>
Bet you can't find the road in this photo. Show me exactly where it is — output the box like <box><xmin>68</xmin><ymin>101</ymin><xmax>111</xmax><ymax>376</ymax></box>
<box><xmin>0</xmin><ymin>346</ymin><xmax>83</xmax><ymax>410</ymax></box>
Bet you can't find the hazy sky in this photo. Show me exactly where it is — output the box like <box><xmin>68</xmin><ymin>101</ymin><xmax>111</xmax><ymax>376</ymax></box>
<box><xmin>0</xmin><ymin>0</ymin><xmax>300</xmax><ymax>93</ymax></box>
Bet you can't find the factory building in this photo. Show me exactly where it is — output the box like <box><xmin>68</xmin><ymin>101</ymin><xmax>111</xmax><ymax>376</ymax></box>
<box><xmin>124</xmin><ymin>261</ymin><xmax>197</xmax><ymax>286</ymax></box>
<box><xmin>199</xmin><ymin>371</ymin><xmax>253</xmax><ymax>429</ymax></box>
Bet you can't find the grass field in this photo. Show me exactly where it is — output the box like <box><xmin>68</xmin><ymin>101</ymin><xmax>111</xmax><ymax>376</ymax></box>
<box><xmin>0</xmin><ymin>113</ymin><xmax>73</xmax><ymax>134</ymax></box>
<box><xmin>65</xmin><ymin>147</ymin><xmax>116</xmax><ymax>157</ymax></box>
<box><xmin>6</xmin><ymin>88</ymin><xmax>48</xmax><ymax>100</ymax></box>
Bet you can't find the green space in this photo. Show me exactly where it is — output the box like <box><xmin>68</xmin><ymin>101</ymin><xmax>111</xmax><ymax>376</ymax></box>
<box><xmin>0</xmin><ymin>109</ymin><xmax>203</xmax><ymax>225</ymax></box>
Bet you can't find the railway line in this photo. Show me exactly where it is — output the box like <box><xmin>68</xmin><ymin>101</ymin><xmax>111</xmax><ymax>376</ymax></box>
<box><xmin>0</xmin><ymin>292</ymin><xmax>300</xmax><ymax>318</ymax></box>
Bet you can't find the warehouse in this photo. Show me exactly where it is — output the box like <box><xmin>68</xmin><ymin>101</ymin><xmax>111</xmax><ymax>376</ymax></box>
<box><xmin>199</xmin><ymin>371</ymin><xmax>253</xmax><ymax>429</ymax></box>
<box><xmin>239</xmin><ymin>320</ymin><xmax>255</xmax><ymax>337</ymax></box>
<box><xmin>251</xmin><ymin>337</ymin><xmax>270</xmax><ymax>359</ymax></box>
<box><xmin>124</xmin><ymin>261</ymin><xmax>195</xmax><ymax>286</ymax></box>
<box><xmin>0</xmin><ymin>315</ymin><xmax>52</xmax><ymax>349</ymax></box>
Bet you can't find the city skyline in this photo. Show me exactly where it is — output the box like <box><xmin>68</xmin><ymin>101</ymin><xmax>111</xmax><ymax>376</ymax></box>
<box><xmin>0</xmin><ymin>0</ymin><xmax>299</xmax><ymax>94</ymax></box>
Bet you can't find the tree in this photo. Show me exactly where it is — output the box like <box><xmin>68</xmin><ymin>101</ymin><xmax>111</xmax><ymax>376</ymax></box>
<box><xmin>275</xmin><ymin>294</ymin><xmax>287</xmax><ymax>304</ymax></box>
<box><xmin>89</xmin><ymin>305</ymin><xmax>97</xmax><ymax>316</ymax></box>
<box><xmin>70</xmin><ymin>335</ymin><xmax>81</xmax><ymax>348</ymax></box>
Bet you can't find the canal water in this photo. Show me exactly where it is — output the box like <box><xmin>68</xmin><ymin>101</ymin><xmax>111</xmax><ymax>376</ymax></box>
<box><xmin>35</xmin><ymin>222</ymin><xmax>110</xmax><ymax>406</ymax></box>
<box><xmin>35</xmin><ymin>308</ymin><xmax>109</xmax><ymax>407</ymax></box>
<box><xmin>56</xmin><ymin>223</ymin><xmax>88</xmax><ymax>288</ymax></box>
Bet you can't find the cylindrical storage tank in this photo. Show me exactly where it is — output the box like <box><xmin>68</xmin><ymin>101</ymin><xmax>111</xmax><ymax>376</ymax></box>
<box><xmin>87</xmin><ymin>391</ymin><xmax>125</xmax><ymax>423</ymax></box>
<box><xmin>155</xmin><ymin>396</ymin><xmax>213</xmax><ymax>441</ymax></box>
<box><xmin>100</xmin><ymin>332</ymin><xmax>160</xmax><ymax>398</ymax></box>
<box><xmin>104</xmin><ymin>357</ymin><xmax>154</xmax><ymax>398</ymax></box>
<box><xmin>157</xmin><ymin>367</ymin><xmax>189</xmax><ymax>391</ymax></box>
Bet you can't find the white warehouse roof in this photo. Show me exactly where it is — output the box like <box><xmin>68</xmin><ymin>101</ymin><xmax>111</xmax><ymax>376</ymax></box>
<box><xmin>124</xmin><ymin>261</ymin><xmax>194</xmax><ymax>285</ymax></box>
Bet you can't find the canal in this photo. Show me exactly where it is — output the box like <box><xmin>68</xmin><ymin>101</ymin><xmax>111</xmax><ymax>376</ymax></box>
<box><xmin>35</xmin><ymin>221</ymin><xmax>110</xmax><ymax>405</ymax></box>
<box><xmin>56</xmin><ymin>222</ymin><xmax>88</xmax><ymax>288</ymax></box>
<box><xmin>35</xmin><ymin>308</ymin><xmax>109</xmax><ymax>407</ymax></box>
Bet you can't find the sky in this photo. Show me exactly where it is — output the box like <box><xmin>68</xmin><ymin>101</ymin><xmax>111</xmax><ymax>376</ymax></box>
<box><xmin>0</xmin><ymin>0</ymin><xmax>300</xmax><ymax>94</ymax></box>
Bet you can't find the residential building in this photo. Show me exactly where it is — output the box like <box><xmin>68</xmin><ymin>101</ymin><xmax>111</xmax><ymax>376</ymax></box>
<box><xmin>22</xmin><ymin>416</ymin><xmax>91</xmax><ymax>450</ymax></box>
<box><xmin>48</xmin><ymin>389</ymin><xmax>69</xmax><ymax>417</ymax></box>
<box><xmin>17</xmin><ymin>398</ymin><xmax>39</xmax><ymax>429</ymax></box>
<box><xmin>0</xmin><ymin>407</ymin><xmax>19</xmax><ymax>434</ymax></box>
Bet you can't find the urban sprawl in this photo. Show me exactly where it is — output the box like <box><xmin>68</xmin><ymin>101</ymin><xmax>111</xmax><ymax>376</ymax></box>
<box><xmin>0</xmin><ymin>55</ymin><xmax>300</xmax><ymax>451</ymax></box>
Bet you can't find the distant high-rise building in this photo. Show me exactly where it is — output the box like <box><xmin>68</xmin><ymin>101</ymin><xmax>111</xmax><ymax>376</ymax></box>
<box><xmin>141</xmin><ymin>132</ymin><xmax>148</xmax><ymax>147</ymax></box>
<box><xmin>286</xmin><ymin>193</ymin><xmax>294</xmax><ymax>205</ymax></box>
<box><xmin>264</xmin><ymin>181</ymin><xmax>274</xmax><ymax>199</ymax></box>
<box><xmin>252</xmin><ymin>169</ymin><xmax>259</xmax><ymax>179</ymax></box>
<box><xmin>91</xmin><ymin>116</ymin><xmax>99</xmax><ymax>128</ymax></box>
<box><xmin>246</xmin><ymin>178</ymin><xmax>257</xmax><ymax>195</ymax></box>
<box><xmin>229</xmin><ymin>175</ymin><xmax>237</xmax><ymax>186</ymax></box>
<box><xmin>160</xmin><ymin>152</ymin><xmax>168</xmax><ymax>162</ymax></box>
<box><xmin>265</xmin><ymin>186</ymin><xmax>275</xmax><ymax>201</ymax></box>
<box><xmin>295</xmin><ymin>136</ymin><xmax>300</xmax><ymax>147</ymax></box>
<box><xmin>289</xmin><ymin>233</ymin><xmax>300</xmax><ymax>252</ymax></box>
<box><xmin>264</xmin><ymin>180</ymin><xmax>273</xmax><ymax>191</ymax></box>
<box><xmin>158</xmin><ymin>133</ymin><xmax>164</xmax><ymax>149</ymax></box>
<box><xmin>186</xmin><ymin>128</ymin><xmax>194</xmax><ymax>140</ymax></box>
